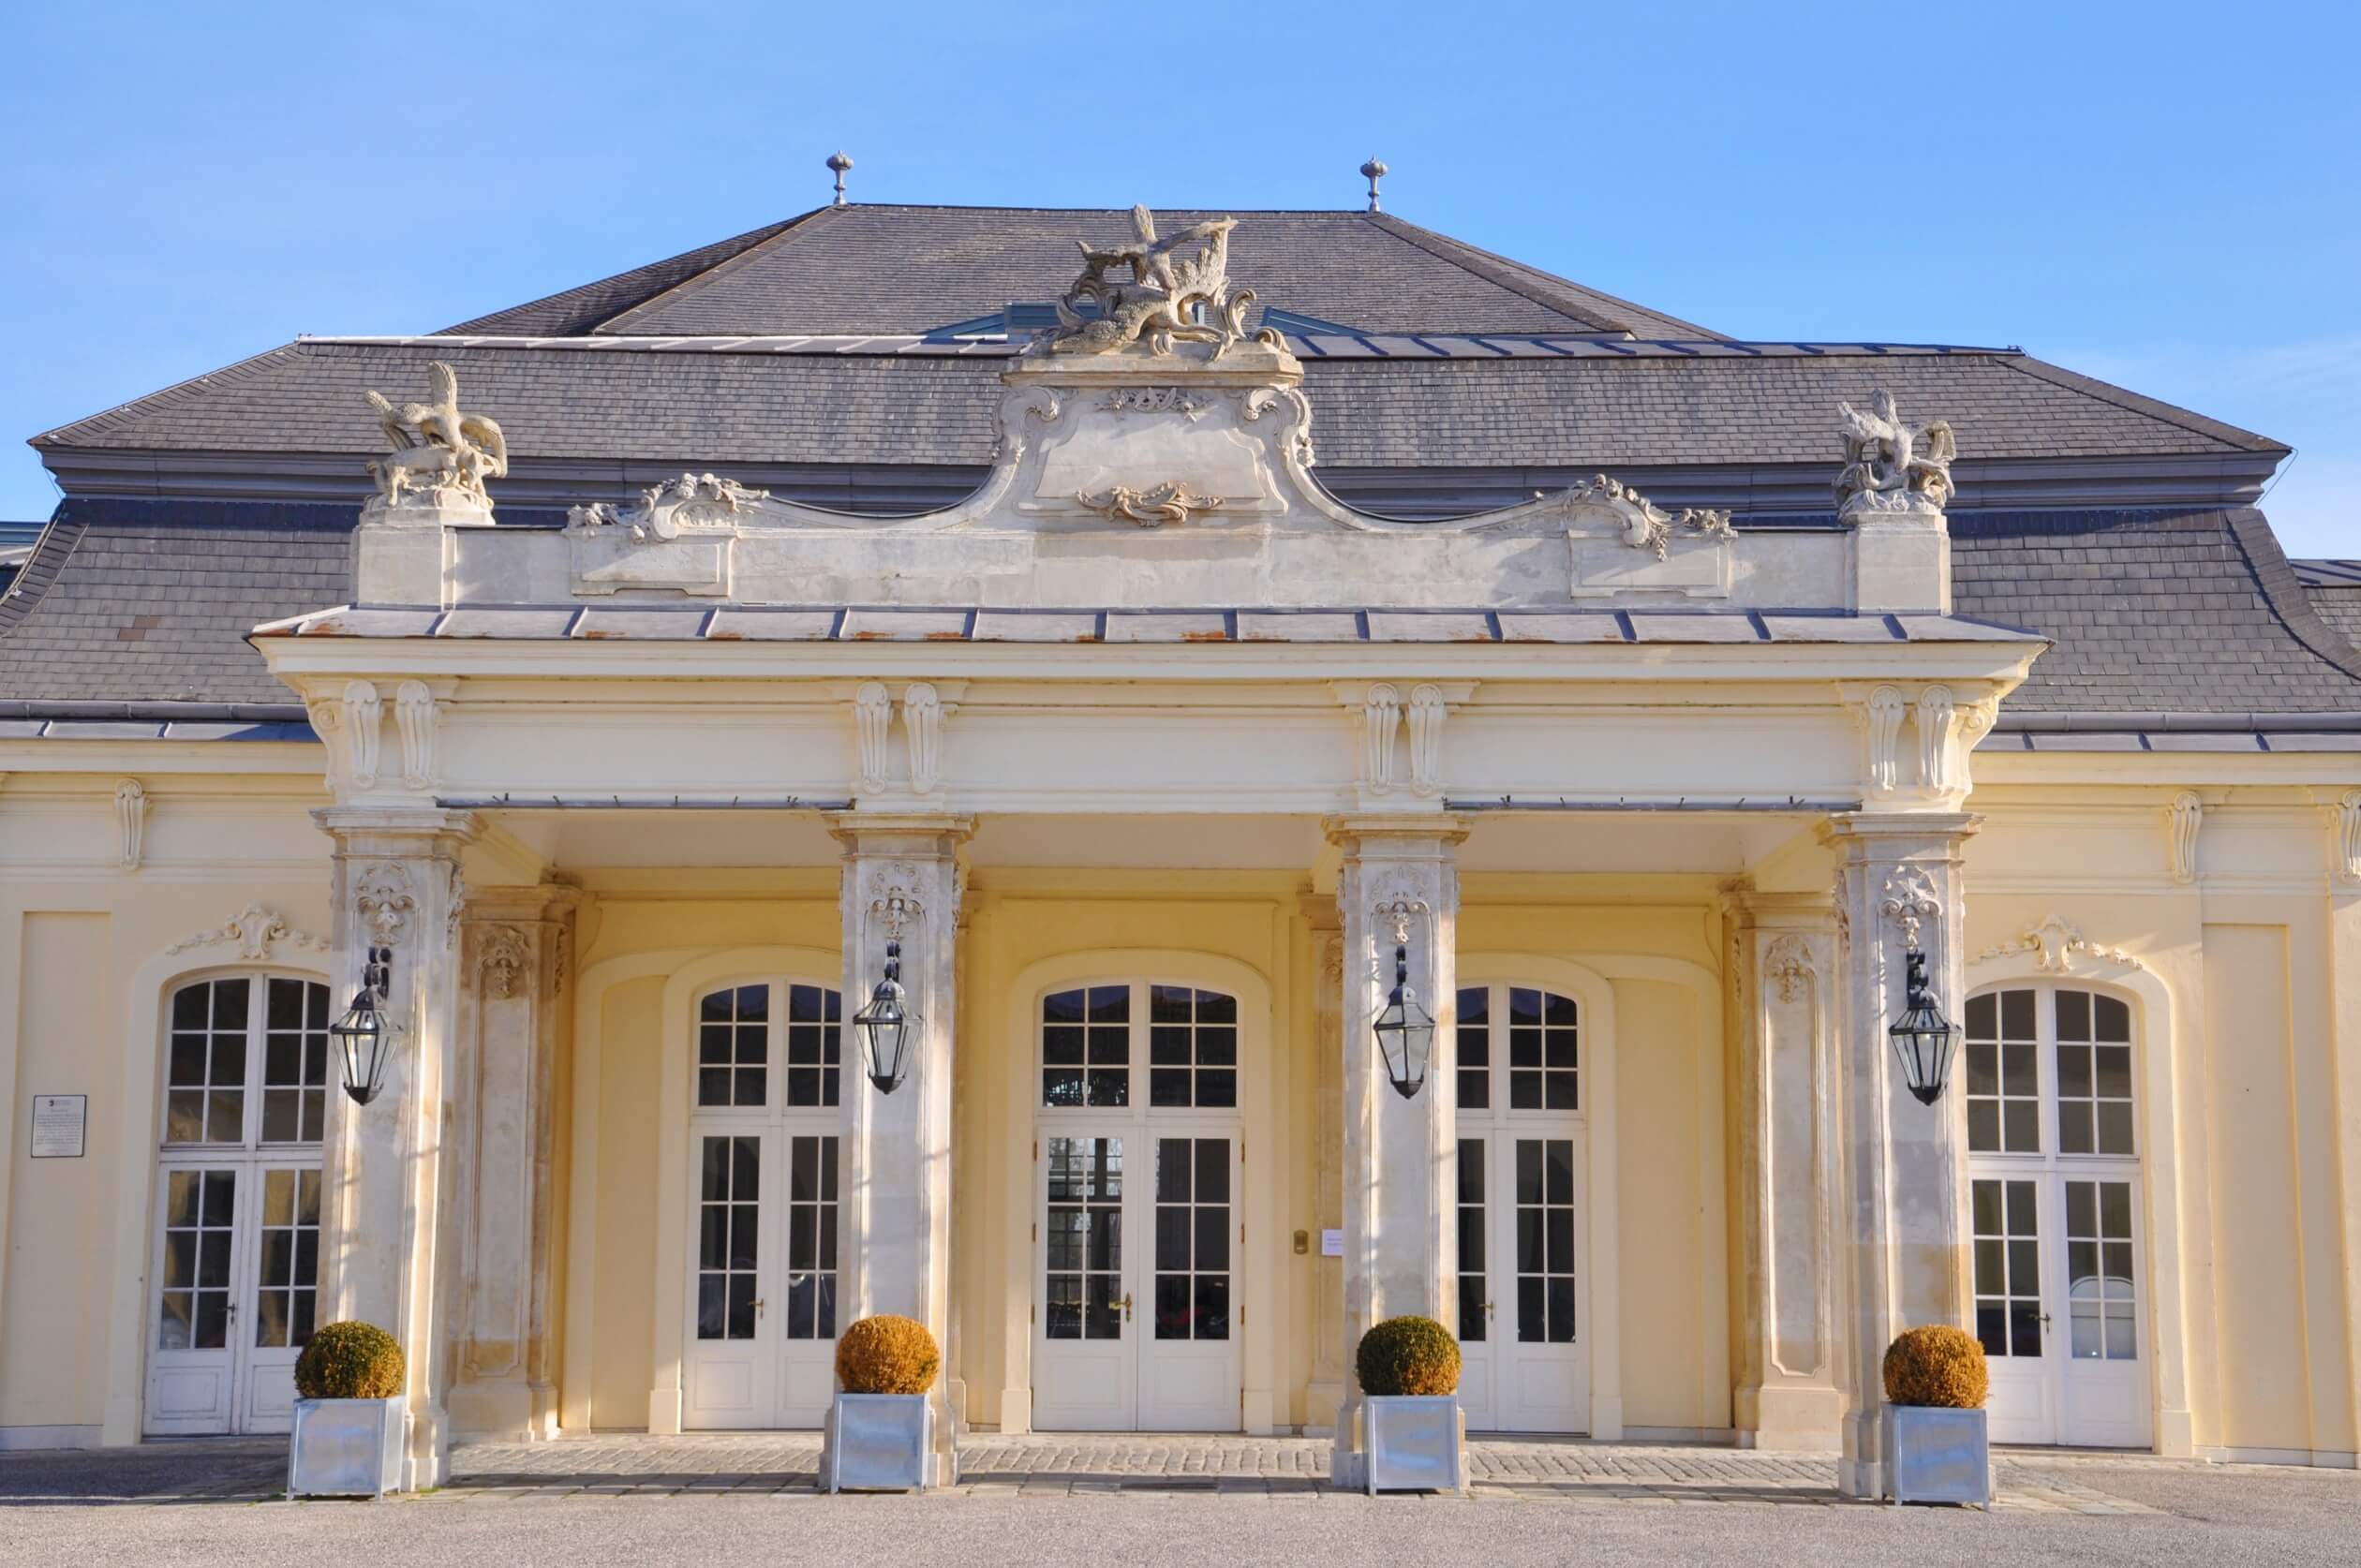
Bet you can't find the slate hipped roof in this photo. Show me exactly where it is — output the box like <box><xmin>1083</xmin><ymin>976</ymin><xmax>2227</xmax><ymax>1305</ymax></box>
<box><xmin>8</xmin><ymin>200</ymin><xmax>2354</xmax><ymax>732</ymax></box>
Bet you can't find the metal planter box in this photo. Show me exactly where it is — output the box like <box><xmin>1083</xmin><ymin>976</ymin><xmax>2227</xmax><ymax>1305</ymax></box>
<box><xmin>288</xmin><ymin>1397</ymin><xmax>406</xmax><ymax>1499</ymax></box>
<box><xmin>1882</xmin><ymin>1404</ymin><xmax>1990</xmax><ymax>1506</ymax></box>
<box><xmin>825</xmin><ymin>1394</ymin><xmax>934</xmax><ymax>1492</ymax></box>
<box><xmin>1364</xmin><ymin>1395</ymin><xmax>1463</xmax><ymax>1494</ymax></box>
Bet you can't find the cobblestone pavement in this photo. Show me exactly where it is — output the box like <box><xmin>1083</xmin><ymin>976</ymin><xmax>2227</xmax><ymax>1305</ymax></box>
<box><xmin>0</xmin><ymin>1429</ymin><xmax>2155</xmax><ymax>1512</ymax></box>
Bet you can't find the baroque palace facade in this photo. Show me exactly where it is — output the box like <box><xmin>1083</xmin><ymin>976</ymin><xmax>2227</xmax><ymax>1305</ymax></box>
<box><xmin>5</xmin><ymin>197</ymin><xmax>2360</xmax><ymax>1495</ymax></box>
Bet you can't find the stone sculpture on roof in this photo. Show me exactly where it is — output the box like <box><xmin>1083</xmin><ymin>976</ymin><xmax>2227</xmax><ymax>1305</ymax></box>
<box><xmin>567</xmin><ymin>472</ymin><xmax>771</xmax><ymax>540</ymax></box>
<box><xmin>1834</xmin><ymin>391</ymin><xmax>1956</xmax><ymax>518</ymax></box>
<box><xmin>1042</xmin><ymin>204</ymin><xmax>1283</xmax><ymax>358</ymax></box>
<box><xmin>362</xmin><ymin>361</ymin><xmax>508</xmax><ymax>517</ymax></box>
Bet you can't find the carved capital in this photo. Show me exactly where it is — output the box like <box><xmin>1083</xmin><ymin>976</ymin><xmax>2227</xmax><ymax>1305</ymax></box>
<box><xmin>478</xmin><ymin>925</ymin><xmax>532</xmax><ymax>1000</ymax></box>
<box><xmin>1763</xmin><ymin>933</ymin><xmax>1818</xmax><ymax>1004</ymax></box>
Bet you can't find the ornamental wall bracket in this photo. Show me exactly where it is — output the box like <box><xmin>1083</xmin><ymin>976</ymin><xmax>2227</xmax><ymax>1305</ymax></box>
<box><xmin>1076</xmin><ymin>482</ymin><xmax>1223</xmax><ymax>527</ymax></box>
<box><xmin>343</xmin><ymin>682</ymin><xmax>383</xmax><ymax>790</ymax></box>
<box><xmin>2167</xmin><ymin>792</ymin><xmax>2203</xmax><ymax>884</ymax></box>
<box><xmin>2339</xmin><ymin>791</ymin><xmax>2361</xmax><ymax>886</ymax></box>
<box><xmin>1373</xmin><ymin>893</ymin><xmax>1429</xmax><ymax>948</ymax></box>
<box><xmin>1974</xmin><ymin>914</ymin><xmax>2142</xmax><ymax>975</ymax></box>
<box><xmin>853</xmin><ymin>682</ymin><xmax>893</xmax><ymax>792</ymax></box>
<box><xmin>115</xmin><ymin>778</ymin><xmax>146</xmax><ymax>871</ymax></box>
<box><xmin>1361</xmin><ymin>684</ymin><xmax>1402</xmax><ymax>795</ymax></box>
<box><xmin>394</xmin><ymin>681</ymin><xmax>439</xmax><ymax>791</ymax></box>
<box><xmin>902</xmin><ymin>683</ymin><xmax>947</xmax><ymax>795</ymax></box>
<box><xmin>167</xmin><ymin>902</ymin><xmax>329</xmax><ymax>961</ymax></box>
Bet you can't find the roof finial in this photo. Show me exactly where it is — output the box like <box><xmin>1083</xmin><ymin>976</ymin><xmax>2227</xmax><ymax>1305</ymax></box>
<box><xmin>1359</xmin><ymin>156</ymin><xmax>1388</xmax><ymax>214</ymax></box>
<box><xmin>826</xmin><ymin>150</ymin><xmax>854</xmax><ymax>207</ymax></box>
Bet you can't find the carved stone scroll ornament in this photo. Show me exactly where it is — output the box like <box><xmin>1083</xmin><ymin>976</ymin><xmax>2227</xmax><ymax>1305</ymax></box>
<box><xmin>114</xmin><ymin>778</ymin><xmax>146</xmax><ymax>871</ymax></box>
<box><xmin>1974</xmin><ymin>914</ymin><xmax>2142</xmax><ymax>974</ymax></box>
<box><xmin>2167</xmin><ymin>792</ymin><xmax>2203</xmax><ymax>884</ymax></box>
<box><xmin>343</xmin><ymin>681</ymin><xmax>383</xmax><ymax>790</ymax></box>
<box><xmin>2340</xmin><ymin>791</ymin><xmax>2361</xmax><ymax>885</ymax></box>
<box><xmin>1101</xmin><ymin>388</ymin><xmax>1209</xmax><ymax>420</ymax></box>
<box><xmin>167</xmin><ymin>902</ymin><xmax>328</xmax><ymax>959</ymax></box>
<box><xmin>1076</xmin><ymin>482</ymin><xmax>1223</xmax><ymax>527</ymax></box>
<box><xmin>362</xmin><ymin>361</ymin><xmax>507</xmax><ymax>515</ymax></box>
<box><xmin>1406</xmin><ymin>685</ymin><xmax>1448</xmax><ymax>797</ymax></box>
<box><xmin>566</xmin><ymin>471</ymin><xmax>769</xmax><ymax>540</ymax></box>
<box><xmin>478</xmin><ymin>925</ymin><xmax>533</xmax><ymax>1000</ymax></box>
<box><xmin>1763</xmin><ymin>933</ymin><xmax>1818</xmax><ymax>1005</ymax></box>
<box><xmin>1564</xmin><ymin>474</ymin><xmax>1734</xmax><ymax>559</ymax></box>
<box><xmin>1865</xmin><ymin>686</ymin><xmax>1907</xmax><ymax>792</ymax></box>
<box><xmin>1916</xmin><ymin>686</ymin><xmax>1957</xmax><ymax>792</ymax></box>
<box><xmin>1039</xmin><ymin>205</ymin><xmax>1284</xmax><ymax>359</ymax></box>
<box><xmin>854</xmin><ymin>683</ymin><xmax>892</xmax><ymax>791</ymax></box>
<box><xmin>353</xmin><ymin>862</ymin><xmax>416</xmax><ymax>948</ymax></box>
<box><xmin>902</xmin><ymin>683</ymin><xmax>944</xmax><ymax>795</ymax></box>
<box><xmin>1361</xmin><ymin>684</ymin><xmax>1401</xmax><ymax>794</ymax></box>
<box><xmin>394</xmin><ymin>681</ymin><xmax>438</xmax><ymax>791</ymax></box>
<box><xmin>1834</xmin><ymin>392</ymin><xmax>1956</xmax><ymax>519</ymax></box>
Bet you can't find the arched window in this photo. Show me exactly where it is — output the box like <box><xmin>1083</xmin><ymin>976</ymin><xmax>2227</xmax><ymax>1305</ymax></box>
<box><xmin>1964</xmin><ymin>982</ymin><xmax>2150</xmax><ymax>1449</ymax></box>
<box><xmin>147</xmin><ymin>972</ymin><xmax>332</xmax><ymax>1437</ymax></box>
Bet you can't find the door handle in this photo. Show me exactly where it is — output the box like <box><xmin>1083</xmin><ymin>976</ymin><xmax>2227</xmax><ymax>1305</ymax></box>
<box><xmin>753</xmin><ymin>1297</ymin><xmax>766</xmax><ymax>1318</ymax></box>
<box><xmin>1483</xmin><ymin>1301</ymin><xmax>1495</xmax><ymax>1320</ymax></box>
<box><xmin>1120</xmin><ymin>1293</ymin><xmax>1133</xmax><ymax>1323</ymax></box>
<box><xmin>2039</xmin><ymin>1311</ymin><xmax>2052</xmax><ymax>1330</ymax></box>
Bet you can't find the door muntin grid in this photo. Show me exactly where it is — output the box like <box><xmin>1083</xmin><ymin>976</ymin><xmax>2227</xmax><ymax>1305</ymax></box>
<box><xmin>157</xmin><ymin>1168</ymin><xmax>238</xmax><ymax>1351</ymax></box>
<box><xmin>1044</xmin><ymin>1135</ymin><xmax>1124</xmax><ymax>1340</ymax></box>
<box><xmin>1972</xmin><ymin>1176</ymin><xmax>2043</xmax><ymax>1357</ymax></box>
<box><xmin>1964</xmin><ymin>989</ymin><xmax>2041</xmax><ymax>1155</ymax></box>
<box><xmin>1042</xmin><ymin>985</ymin><xmax>1133</xmax><ymax>1108</ymax></box>
<box><xmin>1514</xmin><ymin>1138</ymin><xmax>1578</xmax><ymax>1343</ymax></box>
<box><xmin>695</xmin><ymin>981</ymin><xmax>846</xmax><ymax>1114</ymax></box>
<box><xmin>1456</xmin><ymin>1135</ymin><xmax>1487</xmax><ymax>1342</ymax></box>
<box><xmin>252</xmin><ymin>1168</ymin><xmax>321</xmax><ymax>1349</ymax></box>
<box><xmin>1147</xmin><ymin>987</ymin><xmax>1238</xmax><ymax>1111</ymax></box>
<box><xmin>2065</xmin><ymin>1179</ymin><xmax>2137</xmax><ymax>1360</ymax></box>
<box><xmin>783</xmin><ymin>1134</ymin><xmax>839</xmax><ymax>1340</ymax></box>
<box><xmin>696</xmin><ymin>1134</ymin><xmax>762</xmax><ymax>1340</ymax></box>
<box><xmin>1152</xmin><ymin>1136</ymin><xmax>1230</xmax><ymax>1341</ymax></box>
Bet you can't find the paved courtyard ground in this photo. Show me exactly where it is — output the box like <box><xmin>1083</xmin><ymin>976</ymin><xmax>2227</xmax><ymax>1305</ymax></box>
<box><xmin>3</xmin><ymin>1431</ymin><xmax>2356</xmax><ymax>1566</ymax></box>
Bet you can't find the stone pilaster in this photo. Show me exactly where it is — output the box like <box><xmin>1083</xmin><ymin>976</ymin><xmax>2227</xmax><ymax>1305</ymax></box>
<box><xmin>828</xmin><ymin>813</ymin><xmax>971</xmax><ymax>1486</ymax></box>
<box><xmin>1819</xmin><ymin>811</ymin><xmax>1977</xmax><ymax>1499</ymax></box>
<box><xmin>315</xmin><ymin>806</ymin><xmax>478</xmax><ymax>1491</ymax></box>
<box><xmin>1724</xmin><ymin>889</ymin><xmax>1844</xmax><ymax>1451</ymax></box>
<box><xmin>1327</xmin><ymin>815</ymin><xmax>1465</xmax><ymax>1490</ymax></box>
<box><xmin>444</xmin><ymin>884</ymin><xmax>577</xmax><ymax>1442</ymax></box>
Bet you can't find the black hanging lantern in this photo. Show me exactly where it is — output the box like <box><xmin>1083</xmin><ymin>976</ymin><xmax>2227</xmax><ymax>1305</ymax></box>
<box><xmin>1371</xmin><ymin>943</ymin><xmax>1436</xmax><ymax>1100</ymax></box>
<box><xmin>854</xmin><ymin>939</ymin><xmax>917</xmax><ymax>1094</ymax></box>
<box><xmin>331</xmin><ymin>944</ymin><xmax>399</xmax><ymax>1106</ymax></box>
<box><xmin>1889</xmin><ymin>947</ymin><xmax>1960</xmax><ymax>1106</ymax></box>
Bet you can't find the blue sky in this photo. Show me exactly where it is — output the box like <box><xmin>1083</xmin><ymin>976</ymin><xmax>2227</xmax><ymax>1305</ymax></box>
<box><xmin>4</xmin><ymin>2</ymin><xmax>2354</xmax><ymax>552</ymax></box>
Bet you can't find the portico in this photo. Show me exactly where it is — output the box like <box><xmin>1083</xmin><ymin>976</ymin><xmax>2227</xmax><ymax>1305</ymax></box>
<box><xmin>231</xmin><ymin>214</ymin><xmax>2036</xmax><ymax>1496</ymax></box>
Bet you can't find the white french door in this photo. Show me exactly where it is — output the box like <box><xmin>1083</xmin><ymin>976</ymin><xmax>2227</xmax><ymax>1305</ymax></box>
<box><xmin>1966</xmin><ymin>984</ymin><xmax>2153</xmax><ymax>1449</ymax></box>
<box><xmin>144</xmin><ymin>973</ymin><xmax>330</xmax><ymax>1436</ymax></box>
<box><xmin>1452</xmin><ymin>982</ymin><xmax>1591</xmax><ymax>1433</ymax></box>
<box><xmin>680</xmin><ymin>979</ymin><xmax>844</xmax><ymax>1429</ymax></box>
<box><xmin>1031</xmin><ymin>981</ymin><xmax>1243</xmax><ymax>1431</ymax></box>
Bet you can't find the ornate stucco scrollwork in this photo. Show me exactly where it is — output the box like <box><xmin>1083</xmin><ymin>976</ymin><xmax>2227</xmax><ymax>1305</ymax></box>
<box><xmin>869</xmin><ymin>866</ymin><xmax>924</xmax><ymax>943</ymax></box>
<box><xmin>1878</xmin><ymin>865</ymin><xmax>1942</xmax><ymax>950</ymax></box>
<box><xmin>1834</xmin><ymin>392</ymin><xmax>1955</xmax><ymax>519</ymax></box>
<box><xmin>354</xmin><ymin>862</ymin><xmax>416</xmax><ymax>948</ymax></box>
<box><xmin>1100</xmin><ymin>388</ymin><xmax>1209</xmax><ymax>420</ymax></box>
<box><xmin>363</xmin><ymin>361</ymin><xmax>507</xmax><ymax>516</ymax></box>
<box><xmin>565</xmin><ymin>472</ymin><xmax>769</xmax><ymax>540</ymax></box>
<box><xmin>1075</xmin><ymin>482</ymin><xmax>1224</xmax><ymax>527</ymax></box>
<box><xmin>1974</xmin><ymin>915</ymin><xmax>2142</xmax><ymax>975</ymax></box>
<box><xmin>1563</xmin><ymin>474</ymin><xmax>1734</xmax><ymax>559</ymax></box>
<box><xmin>167</xmin><ymin>902</ymin><xmax>327</xmax><ymax>959</ymax></box>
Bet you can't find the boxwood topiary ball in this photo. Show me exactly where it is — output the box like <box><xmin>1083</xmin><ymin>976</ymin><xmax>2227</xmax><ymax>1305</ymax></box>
<box><xmin>1356</xmin><ymin>1314</ymin><xmax>1462</xmax><ymax>1398</ymax></box>
<box><xmin>294</xmin><ymin>1321</ymin><xmax>406</xmax><ymax>1401</ymax></box>
<box><xmin>834</xmin><ymin>1313</ymin><xmax>941</xmax><ymax>1395</ymax></box>
<box><xmin>1881</xmin><ymin>1324</ymin><xmax>1989</xmax><ymax>1409</ymax></box>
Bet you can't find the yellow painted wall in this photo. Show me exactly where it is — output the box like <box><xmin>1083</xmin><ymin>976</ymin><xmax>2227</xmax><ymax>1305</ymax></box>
<box><xmin>587</xmin><ymin>974</ymin><xmax>662</xmax><ymax>1428</ymax></box>
<box><xmin>1</xmin><ymin>913</ymin><xmax>113</xmax><ymax>1428</ymax></box>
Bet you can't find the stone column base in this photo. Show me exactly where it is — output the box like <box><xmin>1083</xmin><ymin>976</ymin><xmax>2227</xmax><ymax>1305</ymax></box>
<box><xmin>1734</xmin><ymin>1382</ymin><xmax>1842</xmax><ymax>1452</ymax></box>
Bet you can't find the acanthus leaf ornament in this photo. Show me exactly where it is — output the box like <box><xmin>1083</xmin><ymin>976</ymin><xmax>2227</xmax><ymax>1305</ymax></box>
<box><xmin>1764</xmin><ymin>933</ymin><xmax>1818</xmax><ymax>1005</ymax></box>
<box><xmin>353</xmin><ymin>862</ymin><xmax>416</xmax><ymax>949</ymax></box>
<box><xmin>479</xmin><ymin>925</ymin><xmax>532</xmax><ymax>1000</ymax></box>
<box><xmin>1562</xmin><ymin>474</ymin><xmax>1733</xmax><ymax>559</ymax></box>
<box><xmin>1974</xmin><ymin>914</ymin><xmax>2142</xmax><ymax>974</ymax></box>
<box><xmin>1076</xmin><ymin>482</ymin><xmax>1223</xmax><ymax>527</ymax></box>
<box><xmin>167</xmin><ymin>903</ymin><xmax>328</xmax><ymax>960</ymax></box>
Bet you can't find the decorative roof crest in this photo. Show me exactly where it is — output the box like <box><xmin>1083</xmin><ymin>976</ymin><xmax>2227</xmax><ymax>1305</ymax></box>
<box><xmin>568</xmin><ymin>472</ymin><xmax>771</xmax><ymax>540</ymax></box>
<box><xmin>1039</xmin><ymin>205</ymin><xmax>1284</xmax><ymax>359</ymax></box>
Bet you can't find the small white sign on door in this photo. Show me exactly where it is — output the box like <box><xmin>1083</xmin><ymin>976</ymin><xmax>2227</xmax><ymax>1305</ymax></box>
<box><xmin>31</xmin><ymin>1095</ymin><xmax>86</xmax><ymax>1159</ymax></box>
<box><xmin>1320</xmin><ymin>1227</ymin><xmax>1344</xmax><ymax>1257</ymax></box>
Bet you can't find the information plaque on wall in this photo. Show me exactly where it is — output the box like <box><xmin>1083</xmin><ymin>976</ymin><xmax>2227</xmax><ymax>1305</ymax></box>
<box><xmin>31</xmin><ymin>1095</ymin><xmax>86</xmax><ymax>1159</ymax></box>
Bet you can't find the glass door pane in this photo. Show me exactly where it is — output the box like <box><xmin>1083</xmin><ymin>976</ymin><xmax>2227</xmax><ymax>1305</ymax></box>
<box><xmin>696</xmin><ymin>1134</ymin><xmax>763</xmax><ymax>1340</ymax></box>
<box><xmin>2064</xmin><ymin>1179</ymin><xmax>2138</xmax><ymax>1360</ymax></box>
<box><xmin>1456</xmin><ymin>1137</ymin><xmax>1487</xmax><ymax>1341</ymax></box>
<box><xmin>1044</xmin><ymin>1136</ymin><xmax>1124</xmax><ymax>1340</ymax></box>
<box><xmin>1971</xmin><ymin>1177</ymin><xmax>2044</xmax><ymax>1357</ymax></box>
<box><xmin>252</xmin><ymin>1168</ymin><xmax>321</xmax><ymax>1349</ymax></box>
<box><xmin>1151</xmin><ymin>1137</ymin><xmax>1229</xmax><ymax>1341</ymax></box>
<box><xmin>1513</xmin><ymin>1138</ymin><xmax>1578</xmax><ymax>1342</ymax></box>
<box><xmin>782</xmin><ymin>1135</ymin><xmax>839</xmax><ymax>1340</ymax></box>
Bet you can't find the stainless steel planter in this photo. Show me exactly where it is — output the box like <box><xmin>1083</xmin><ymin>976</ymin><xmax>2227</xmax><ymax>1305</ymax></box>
<box><xmin>1363</xmin><ymin>1395</ymin><xmax>1463</xmax><ymax>1494</ymax></box>
<box><xmin>288</xmin><ymin>1397</ymin><xmax>406</xmax><ymax>1498</ymax></box>
<box><xmin>1882</xmin><ymin>1404</ymin><xmax>1990</xmax><ymax>1505</ymax></box>
<box><xmin>825</xmin><ymin>1394</ymin><xmax>935</xmax><ymax>1492</ymax></box>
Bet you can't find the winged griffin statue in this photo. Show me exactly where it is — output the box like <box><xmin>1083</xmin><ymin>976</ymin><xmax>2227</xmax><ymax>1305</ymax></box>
<box><xmin>1043</xmin><ymin>204</ymin><xmax>1284</xmax><ymax>358</ymax></box>
<box><xmin>362</xmin><ymin>361</ymin><xmax>508</xmax><ymax>512</ymax></box>
<box><xmin>1834</xmin><ymin>391</ymin><xmax>1956</xmax><ymax>517</ymax></box>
